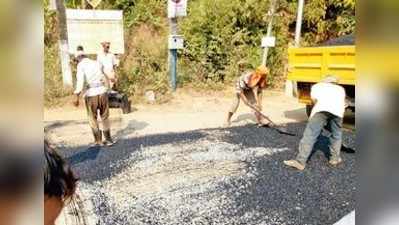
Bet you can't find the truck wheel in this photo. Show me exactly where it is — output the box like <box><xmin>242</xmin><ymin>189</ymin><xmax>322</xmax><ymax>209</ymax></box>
<box><xmin>306</xmin><ymin>105</ymin><xmax>313</xmax><ymax>117</ymax></box>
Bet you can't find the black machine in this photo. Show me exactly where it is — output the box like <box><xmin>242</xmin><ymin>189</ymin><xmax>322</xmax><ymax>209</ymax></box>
<box><xmin>108</xmin><ymin>91</ymin><xmax>131</xmax><ymax>114</ymax></box>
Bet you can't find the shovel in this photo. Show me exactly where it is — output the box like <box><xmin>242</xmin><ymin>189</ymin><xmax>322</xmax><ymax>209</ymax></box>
<box><xmin>246</xmin><ymin>104</ymin><xmax>296</xmax><ymax>136</ymax></box>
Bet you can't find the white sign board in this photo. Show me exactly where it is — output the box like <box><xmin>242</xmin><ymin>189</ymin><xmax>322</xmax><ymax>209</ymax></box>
<box><xmin>66</xmin><ymin>9</ymin><xmax>125</xmax><ymax>54</ymax></box>
<box><xmin>168</xmin><ymin>0</ymin><xmax>187</xmax><ymax>18</ymax></box>
<box><xmin>168</xmin><ymin>35</ymin><xmax>184</xmax><ymax>49</ymax></box>
<box><xmin>261</xmin><ymin>36</ymin><xmax>276</xmax><ymax>47</ymax></box>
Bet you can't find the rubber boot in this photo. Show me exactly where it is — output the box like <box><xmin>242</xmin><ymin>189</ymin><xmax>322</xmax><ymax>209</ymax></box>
<box><xmin>91</xmin><ymin>128</ymin><xmax>103</xmax><ymax>146</ymax></box>
<box><xmin>103</xmin><ymin>130</ymin><xmax>116</xmax><ymax>146</ymax></box>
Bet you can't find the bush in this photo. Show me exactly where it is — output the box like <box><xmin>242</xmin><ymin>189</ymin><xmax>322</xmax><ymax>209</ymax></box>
<box><xmin>117</xmin><ymin>24</ymin><xmax>171</xmax><ymax>102</ymax></box>
<box><xmin>180</xmin><ymin>0</ymin><xmax>285</xmax><ymax>86</ymax></box>
<box><xmin>179</xmin><ymin>0</ymin><xmax>355</xmax><ymax>87</ymax></box>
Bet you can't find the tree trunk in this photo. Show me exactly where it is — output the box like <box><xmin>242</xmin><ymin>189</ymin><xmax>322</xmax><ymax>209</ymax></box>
<box><xmin>55</xmin><ymin>0</ymin><xmax>73</xmax><ymax>87</ymax></box>
<box><xmin>81</xmin><ymin>0</ymin><xmax>87</xmax><ymax>9</ymax></box>
<box><xmin>55</xmin><ymin>0</ymin><xmax>68</xmax><ymax>41</ymax></box>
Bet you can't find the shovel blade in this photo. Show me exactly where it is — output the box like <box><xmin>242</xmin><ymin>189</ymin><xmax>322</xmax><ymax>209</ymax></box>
<box><xmin>276</xmin><ymin>128</ymin><xmax>296</xmax><ymax>136</ymax></box>
<box><xmin>259</xmin><ymin>124</ymin><xmax>296</xmax><ymax>136</ymax></box>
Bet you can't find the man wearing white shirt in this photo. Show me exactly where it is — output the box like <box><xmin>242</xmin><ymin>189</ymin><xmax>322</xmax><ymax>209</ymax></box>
<box><xmin>73</xmin><ymin>49</ymin><xmax>115</xmax><ymax>146</ymax></box>
<box><xmin>284</xmin><ymin>75</ymin><xmax>346</xmax><ymax>170</ymax></box>
<box><xmin>97</xmin><ymin>41</ymin><xmax>118</xmax><ymax>90</ymax></box>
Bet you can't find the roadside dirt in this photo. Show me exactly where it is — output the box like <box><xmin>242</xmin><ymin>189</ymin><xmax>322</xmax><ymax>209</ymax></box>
<box><xmin>44</xmin><ymin>89</ymin><xmax>307</xmax><ymax>145</ymax></box>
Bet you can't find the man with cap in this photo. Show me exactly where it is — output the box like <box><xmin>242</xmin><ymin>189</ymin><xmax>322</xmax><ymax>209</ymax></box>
<box><xmin>97</xmin><ymin>41</ymin><xmax>118</xmax><ymax>90</ymax></box>
<box><xmin>224</xmin><ymin>65</ymin><xmax>270</xmax><ymax>127</ymax></box>
<box><xmin>73</xmin><ymin>48</ymin><xmax>116</xmax><ymax>146</ymax></box>
<box><xmin>284</xmin><ymin>75</ymin><xmax>346</xmax><ymax>170</ymax></box>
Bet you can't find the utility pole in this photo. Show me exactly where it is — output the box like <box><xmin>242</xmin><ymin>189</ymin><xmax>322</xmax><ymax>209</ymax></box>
<box><xmin>294</xmin><ymin>0</ymin><xmax>304</xmax><ymax>47</ymax></box>
<box><xmin>167</xmin><ymin>0</ymin><xmax>187</xmax><ymax>91</ymax></box>
<box><xmin>286</xmin><ymin>0</ymin><xmax>304</xmax><ymax>97</ymax></box>
<box><xmin>55</xmin><ymin>0</ymin><xmax>73</xmax><ymax>86</ymax></box>
<box><xmin>169</xmin><ymin>18</ymin><xmax>178</xmax><ymax>91</ymax></box>
<box><xmin>81</xmin><ymin>0</ymin><xmax>87</xmax><ymax>9</ymax></box>
<box><xmin>261</xmin><ymin>0</ymin><xmax>277</xmax><ymax>66</ymax></box>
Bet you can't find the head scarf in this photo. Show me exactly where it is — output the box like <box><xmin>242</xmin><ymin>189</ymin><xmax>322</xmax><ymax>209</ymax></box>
<box><xmin>248</xmin><ymin>65</ymin><xmax>269</xmax><ymax>88</ymax></box>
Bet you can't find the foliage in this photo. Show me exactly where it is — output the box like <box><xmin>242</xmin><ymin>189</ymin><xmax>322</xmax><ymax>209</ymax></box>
<box><xmin>301</xmin><ymin>0</ymin><xmax>356</xmax><ymax>44</ymax></box>
<box><xmin>115</xmin><ymin>0</ymin><xmax>166</xmax><ymax>29</ymax></box>
<box><xmin>180</xmin><ymin>0</ymin><xmax>355</xmax><ymax>84</ymax></box>
<box><xmin>117</xmin><ymin>24</ymin><xmax>171</xmax><ymax>102</ymax></box>
<box><xmin>44</xmin><ymin>0</ymin><xmax>58</xmax><ymax>47</ymax></box>
<box><xmin>180</xmin><ymin>0</ymin><xmax>268</xmax><ymax>83</ymax></box>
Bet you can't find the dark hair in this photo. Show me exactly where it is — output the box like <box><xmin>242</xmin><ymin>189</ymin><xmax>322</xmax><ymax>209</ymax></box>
<box><xmin>44</xmin><ymin>139</ymin><xmax>87</xmax><ymax>224</ymax></box>
<box><xmin>77</xmin><ymin>45</ymin><xmax>84</xmax><ymax>51</ymax></box>
<box><xmin>44</xmin><ymin>140</ymin><xmax>78</xmax><ymax>200</ymax></box>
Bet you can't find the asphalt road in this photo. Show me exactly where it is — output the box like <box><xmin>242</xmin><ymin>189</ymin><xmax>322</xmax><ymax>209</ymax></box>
<box><xmin>59</xmin><ymin>122</ymin><xmax>355</xmax><ymax>225</ymax></box>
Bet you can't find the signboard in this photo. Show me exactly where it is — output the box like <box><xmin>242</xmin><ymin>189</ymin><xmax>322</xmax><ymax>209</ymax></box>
<box><xmin>66</xmin><ymin>9</ymin><xmax>124</xmax><ymax>54</ymax></box>
<box><xmin>261</xmin><ymin>36</ymin><xmax>276</xmax><ymax>48</ymax></box>
<box><xmin>168</xmin><ymin>0</ymin><xmax>187</xmax><ymax>18</ymax></box>
<box><xmin>168</xmin><ymin>35</ymin><xmax>184</xmax><ymax>49</ymax></box>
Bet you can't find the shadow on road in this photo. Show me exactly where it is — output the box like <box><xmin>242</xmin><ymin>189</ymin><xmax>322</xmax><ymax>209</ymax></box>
<box><xmin>113</xmin><ymin>119</ymin><xmax>149</xmax><ymax>140</ymax></box>
<box><xmin>59</xmin><ymin>129</ymin><xmax>207</xmax><ymax>182</ymax></box>
<box><xmin>284</xmin><ymin>108</ymin><xmax>307</xmax><ymax>122</ymax></box>
<box><xmin>44</xmin><ymin>120</ymin><xmax>88</xmax><ymax>131</ymax></box>
<box><xmin>67</xmin><ymin>145</ymin><xmax>101</xmax><ymax>166</ymax></box>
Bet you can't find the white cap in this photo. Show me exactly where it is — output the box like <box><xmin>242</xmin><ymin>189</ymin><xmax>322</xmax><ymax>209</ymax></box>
<box><xmin>321</xmin><ymin>75</ymin><xmax>339</xmax><ymax>84</ymax></box>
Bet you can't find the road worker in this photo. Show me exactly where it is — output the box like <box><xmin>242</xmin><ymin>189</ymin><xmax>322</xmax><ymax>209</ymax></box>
<box><xmin>73</xmin><ymin>48</ymin><xmax>116</xmax><ymax>146</ymax></box>
<box><xmin>225</xmin><ymin>65</ymin><xmax>270</xmax><ymax>127</ymax></box>
<box><xmin>97</xmin><ymin>41</ymin><xmax>118</xmax><ymax>90</ymax></box>
<box><xmin>284</xmin><ymin>75</ymin><xmax>346</xmax><ymax>170</ymax></box>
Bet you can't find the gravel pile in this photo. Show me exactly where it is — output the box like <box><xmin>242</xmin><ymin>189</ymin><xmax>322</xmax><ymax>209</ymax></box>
<box><xmin>60</xmin><ymin>123</ymin><xmax>356</xmax><ymax>225</ymax></box>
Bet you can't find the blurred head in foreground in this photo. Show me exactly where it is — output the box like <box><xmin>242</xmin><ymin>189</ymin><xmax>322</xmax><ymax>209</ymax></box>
<box><xmin>44</xmin><ymin>140</ymin><xmax>78</xmax><ymax>225</ymax></box>
<box><xmin>0</xmin><ymin>140</ymin><xmax>38</xmax><ymax>225</ymax></box>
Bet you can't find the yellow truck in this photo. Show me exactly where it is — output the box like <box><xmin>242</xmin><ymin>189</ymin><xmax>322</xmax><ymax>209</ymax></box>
<box><xmin>287</xmin><ymin>36</ymin><xmax>355</xmax><ymax>117</ymax></box>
